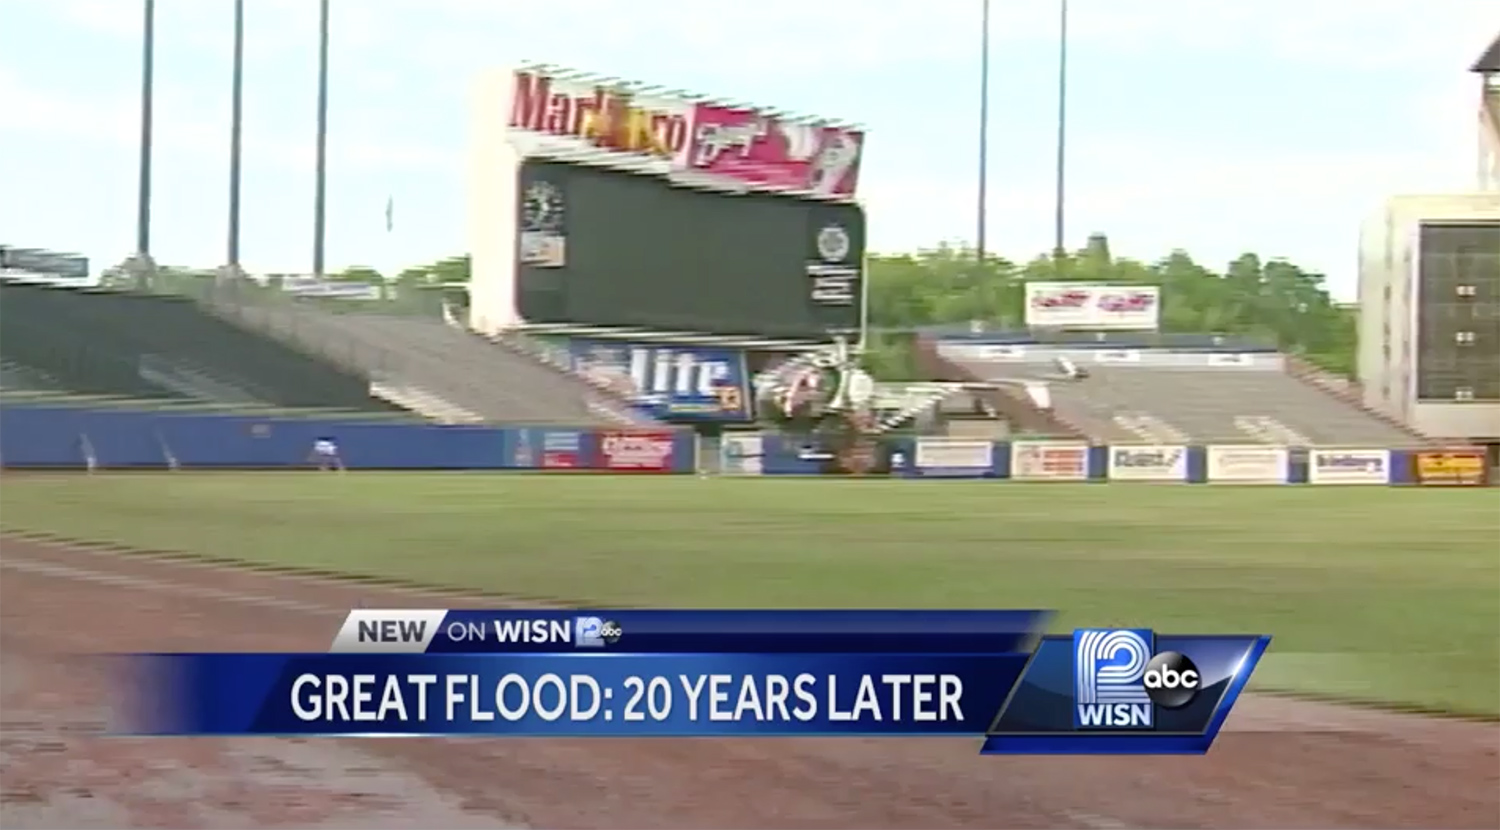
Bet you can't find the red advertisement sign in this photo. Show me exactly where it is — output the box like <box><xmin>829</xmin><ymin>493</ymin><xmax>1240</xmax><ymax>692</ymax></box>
<box><xmin>510</xmin><ymin>71</ymin><xmax>692</xmax><ymax>161</ymax></box>
<box><xmin>540</xmin><ymin>430</ymin><xmax>582</xmax><ymax>470</ymax></box>
<box><xmin>500</xmin><ymin>66</ymin><xmax>863</xmax><ymax>199</ymax></box>
<box><xmin>1023</xmin><ymin>283</ymin><xmax>1161</xmax><ymax>330</ymax></box>
<box><xmin>687</xmin><ymin>104</ymin><xmax>863</xmax><ymax>198</ymax></box>
<box><xmin>599</xmin><ymin>430</ymin><xmax>676</xmax><ymax>473</ymax></box>
<box><xmin>1010</xmin><ymin>441</ymin><xmax>1090</xmax><ymax>481</ymax></box>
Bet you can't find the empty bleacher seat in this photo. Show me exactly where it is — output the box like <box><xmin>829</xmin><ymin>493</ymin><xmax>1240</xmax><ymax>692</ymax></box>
<box><xmin>0</xmin><ymin>282</ymin><xmax>393</xmax><ymax>411</ymax></box>
<box><xmin>212</xmin><ymin>299</ymin><xmax>642</xmax><ymax>425</ymax></box>
<box><xmin>944</xmin><ymin>345</ymin><xmax>1420</xmax><ymax>446</ymax></box>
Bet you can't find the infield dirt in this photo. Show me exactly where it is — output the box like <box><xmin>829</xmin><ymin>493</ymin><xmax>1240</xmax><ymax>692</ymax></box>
<box><xmin>2</xmin><ymin>536</ymin><xmax>1496</xmax><ymax>829</ymax></box>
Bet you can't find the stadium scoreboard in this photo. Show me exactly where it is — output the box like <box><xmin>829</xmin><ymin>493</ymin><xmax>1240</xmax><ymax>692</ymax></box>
<box><xmin>514</xmin><ymin>159</ymin><xmax>865</xmax><ymax>338</ymax></box>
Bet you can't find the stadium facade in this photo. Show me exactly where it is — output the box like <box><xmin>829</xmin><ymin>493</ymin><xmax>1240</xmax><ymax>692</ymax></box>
<box><xmin>1356</xmin><ymin>36</ymin><xmax>1500</xmax><ymax>443</ymax></box>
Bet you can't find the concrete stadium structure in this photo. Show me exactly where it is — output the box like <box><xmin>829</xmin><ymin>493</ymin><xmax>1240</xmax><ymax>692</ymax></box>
<box><xmin>921</xmin><ymin>330</ymin><xmax>1425</xmax><ymax>447</ymax></box>
<box><xmin>1355</xmin><ymin>37</ymin><xmax>1500</xmax><ymax>443</ymax></box>
<box><xmin>0</xmin><ymin>279</ymin><xmax>644</xmax><ymax>428</ymax></box>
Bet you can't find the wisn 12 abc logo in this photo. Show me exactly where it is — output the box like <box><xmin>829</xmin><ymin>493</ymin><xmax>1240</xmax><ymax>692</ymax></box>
<box><xmin>980</xmin><ymin>627</ymin><xmax>1270</xmax><ymax>754</ymax></box>
<box><xmin>1073</xmin><ymin>629</ymin><xmax>1199</xmax><ymax>729</ymax></box>
<box><xmin>574</xmin><ymin>616</ymin><xmax>622</xmax><ymax>648</ymax></box>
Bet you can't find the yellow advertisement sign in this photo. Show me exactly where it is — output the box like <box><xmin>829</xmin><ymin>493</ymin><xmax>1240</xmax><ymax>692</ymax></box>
<box><xmin>1414</xmin><ymin>450</ymin><xmax>1488</xmax><ymax>486</ymax></box>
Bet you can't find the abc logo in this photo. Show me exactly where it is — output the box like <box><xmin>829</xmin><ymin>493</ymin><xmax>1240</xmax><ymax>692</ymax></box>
<box><xmin>600</xmin><ymin>620</ymin><xmax>623</xmax><ymax>645</ymax></box>
<box><xmin>1142</xmin><ymin>651</ymin><xmax>1201</xmax><ymax>709</ymax></box>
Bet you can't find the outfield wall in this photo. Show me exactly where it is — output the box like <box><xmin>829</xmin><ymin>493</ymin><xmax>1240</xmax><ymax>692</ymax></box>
<box><xmin>0</xmin><ymin>405</ymin><xmax>1487</xmax><ymax>485</ymax></box>
<box><xmin>0</xmin><ymin>405</ymin><xmax>696</xmax><ymax>473</ymax></box>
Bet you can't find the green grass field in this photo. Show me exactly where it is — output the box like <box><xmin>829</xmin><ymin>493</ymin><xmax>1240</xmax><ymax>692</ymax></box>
<box><xmin>1</xmin><ymin>474</ymin><xmax>1496</xmax><ymax>716</ymax></box>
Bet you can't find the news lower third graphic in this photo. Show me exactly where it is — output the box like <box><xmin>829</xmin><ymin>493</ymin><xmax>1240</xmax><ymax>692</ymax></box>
<box><xmin>117</xmin><ymin>610</ymin><xmax>1268</xmax><ymax>754</ymax></box>
<box><xmin>984</xmin><ymin>628</ymin><xmax>1271</xmax><ymax>754</ymax></box>
<box><xmin>324</xmin><ymin>610</ymin><xmax>625</xmax><ymax>653</ymax></box>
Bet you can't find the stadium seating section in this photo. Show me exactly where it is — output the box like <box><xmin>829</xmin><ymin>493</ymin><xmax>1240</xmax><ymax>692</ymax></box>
<box><xmin>927</xmin><ymin>331</ymin><xmax>1423</xmax><ymax>446</ymax></box>
<box><xmin>3</xmin><ymin>281</ymin><xmax>1430</xmax><ymax>444</ymax></box>
<box><xmin>212</xmin><ymin>296</ymin><xmax>636</xmax><ymax>425</ymax></box>
<box><xmin>0</xmin><ymin>281</ymin><xmax>394</xmax><ymax>412</ymax></box>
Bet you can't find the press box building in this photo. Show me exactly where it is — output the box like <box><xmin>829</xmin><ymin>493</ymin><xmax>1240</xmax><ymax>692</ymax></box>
<box><xmin>1357</xmin><ymin>35</ymin><xmax>1500</xmax><ymax>442</ymax></box>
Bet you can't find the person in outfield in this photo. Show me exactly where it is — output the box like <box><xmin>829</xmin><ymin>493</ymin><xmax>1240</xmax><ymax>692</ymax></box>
<box><xmin>308</xmin><ymin>436</ymin><xmax>345</xmax><ymax>472</ymax></box>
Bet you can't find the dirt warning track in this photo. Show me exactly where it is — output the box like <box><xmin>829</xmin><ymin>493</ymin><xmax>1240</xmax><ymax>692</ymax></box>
<box><xmin>2</xmin><ymin>537</ymin><xmax>1496</xmax><ymax>829</ymax></box>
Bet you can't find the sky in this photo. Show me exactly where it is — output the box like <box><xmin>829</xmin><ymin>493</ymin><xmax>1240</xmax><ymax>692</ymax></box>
<box><xmin>2</xmin><ymin>0</ymin><xmax>1496</xmax><ymax>299</ymax></box>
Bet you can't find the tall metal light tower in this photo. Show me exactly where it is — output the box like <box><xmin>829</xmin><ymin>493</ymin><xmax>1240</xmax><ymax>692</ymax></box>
<box><xmin>312</xmin><ymin>0</ymin><xmax>330</xmax><ymax>278</ymax></box>
<box><xmin>976</xmin><ymin>0</ymin><xmax>991</xmax><ymax>267</ymax></box>
<box><xmin>134</xmin><ymin>0</ymin><xmax>156</xmax><ymax>283</ymax></box>
<box><xmin>1052</xmin><ymin>0</ymin><xmax>1070</xmax><ymax>259</ymax></box>
<box><xmin>227</xmin><ymin>0</ymin><xmax>245</xmax><ymax>270</ymax></box>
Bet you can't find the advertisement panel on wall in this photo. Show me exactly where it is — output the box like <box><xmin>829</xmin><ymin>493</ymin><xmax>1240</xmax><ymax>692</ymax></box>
<box><xmin>598</xmin><ymin>429</ymin><xmax>676</xmax><ymax>472</ymax></box>
<box><xmin>538</xmin><ymin>430</ymin><xmax>583</xmax><ymax>469</ymax></box>
<box><xmin>1010</xmin><ymin>441</ymin><xmax>1090</xmax><ymax>481</ymax></box>
<box><xmin>513</xmin><ymin>429</ymin><xmax>585</xmax><ymax>469</ymax></box>
<box><xmin>1024</xmin><ymin>283</ymin><xmax>1160</xmax><ymax>330</ymax></box>
<box><xmin>913</xmin><ymin>438</ymin><xmax>994</xmax><ymax>477</ymax></box>
<box><xmin>1413</xmin><ymin>448</ymin><xmax>1488</xmax><ymax>486</ymax></box>
<box><xmin>719</xmin><ymin>434</ymin><xmax>764</xmax><ymax>476</ymax></box>
<box><xmin>1106</xmin><ymin>446</ymin><xmax>1188</xmax><ymax>481</ymax></box>
<box><xmin>934</xmin><ymin>343</ymin><xmax>1027</xmax><ymax>362</ymax></box>
<box><xmin>504</xmin><ymin>66</ymin><xmax>864</xmax><ymax>199</ymax></box>
<box><xmin>1</xmin><ymin>246</ymin><xmax>91</xmax><ymax>287</ymax></box>
<box><xmin>1205</xmin><ymin>445</ymin><xmax>1288</xmax><ymax>484</ymax></box>
<box><xmin>569</xmin><ymin>340</ymin><xmax>752</xmax><ymax>422</ymax></box>
<box><xmin>1308</xmin><ymin>449</ymin><xmax>1391</xmax><ymax>484</ymax></box>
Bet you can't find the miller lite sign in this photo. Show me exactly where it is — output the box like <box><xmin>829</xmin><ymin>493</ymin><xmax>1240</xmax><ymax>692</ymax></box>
<box><xmin>569</xmin><ymin>340</ymin><xmax>753</xmax><ymax>422</ymax></box>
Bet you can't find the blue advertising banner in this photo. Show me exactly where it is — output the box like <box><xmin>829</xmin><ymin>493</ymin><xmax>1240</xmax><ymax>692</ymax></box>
<box><xmin>568</xmin><ymin>340</ymin><xmax>753</xmax><ymax>422</ymax></box>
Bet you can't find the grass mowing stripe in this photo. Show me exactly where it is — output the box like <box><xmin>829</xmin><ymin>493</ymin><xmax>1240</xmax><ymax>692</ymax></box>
<box><xmin>2</xmin><ymin>474</ymin><xmax>1495</xmax><ymax>715</ymax></box>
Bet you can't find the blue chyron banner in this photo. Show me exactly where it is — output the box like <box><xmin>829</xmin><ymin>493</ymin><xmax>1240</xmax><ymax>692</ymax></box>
<box><xmin>116</xmin><ymin>610</ymin><xmax>1268</xmax><ymax>754</ymax></box>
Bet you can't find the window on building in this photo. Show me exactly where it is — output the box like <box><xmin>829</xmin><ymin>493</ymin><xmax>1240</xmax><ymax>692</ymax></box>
<box><xmin>1416</xmin><ymin>222</ymin><xmax>1500</xmax><ymax>401</ymax></box>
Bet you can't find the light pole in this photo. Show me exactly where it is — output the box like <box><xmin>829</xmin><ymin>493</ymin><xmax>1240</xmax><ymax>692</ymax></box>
<box><xmin>312</xmin><ymin>0</ymin><xmax>330</xmax><ymax>278</ymax></box>
<box><xmin>976</xmin><ymin>0</ymin><xmax>991</xmax><ymax>268</ymax></box>
<box><xmin>227</xmin><ymin>0</ymin><xmax>245</xmax><ymax>270</ymax></box>
<box><xmin>136</xmin><ymin>0</ymin><xmax>155</xmax><ymax>261</ymax></box>
<box><xmin>1052</xmin><ymin>0</ymin><xmax>1070</xmax><ymax>260</ymax></box>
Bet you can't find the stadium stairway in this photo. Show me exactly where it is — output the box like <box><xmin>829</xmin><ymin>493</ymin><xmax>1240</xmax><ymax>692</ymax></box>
<box><xmin>913</xmin><ymin>337</ymin><xmax>1089</xmax><ymax>438</ymax></box>
<box><xmin>479</xmin><ymin>328</ymin><xmax>649</xmax><ymax>423</ymax></box>
<box><xmin>1111</xmin><ymin>412</ymin><xmax>1190</xmax><ymax>444</ymax></box>
<box><xmin>1284</xmin><ymin>355</ymin><xmax>1431</xmax><ymax>444</ymax></box>
<box><xmin>1233</xmin><ymin>415</ymin><xmax>1312</xmax><ymax>446</ymax></box>
<box><xmin>208</xmin><ymin>300</ymin><xmax>645</xmax><ymax>426</ymax></box>
<box><xmin>136</xmin><ymin>355</ymin><xmax>267</xmax><ymax>406</ymax></box>
<box><xmin>0</xmin><ymin>360</ymin><xmax>64</xmax><ymax>393</ymax></box>
<box><xmin>369</xmin><ymin>381</ymin><xmax>486</xmax><ymax>425</ymax></box>
<box><xmin>1041</xmin><ymin>366</ymin><xmax>1420</xmax><ymax>445</ymax></box>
